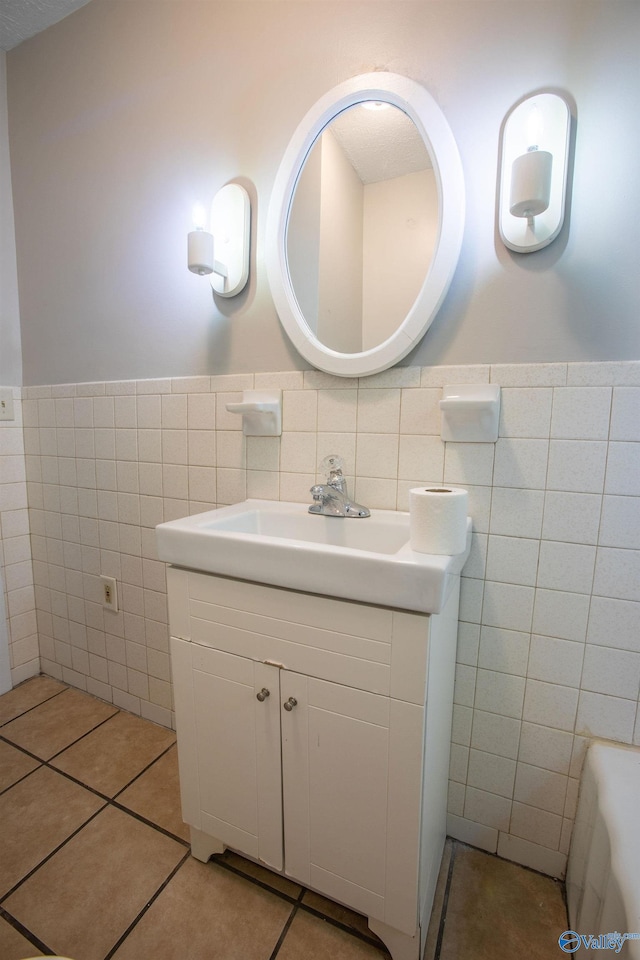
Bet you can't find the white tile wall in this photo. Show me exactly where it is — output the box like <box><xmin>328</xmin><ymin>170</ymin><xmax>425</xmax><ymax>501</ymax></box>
<box><xmin>9</xmin><ymin>360</ymin><xmax>640</xmax><ymax>879</ymax></box>
<box><xmin>0</xmin><ymin>388</ymin><xmax>39</xmax><ymax>684</ymax></box>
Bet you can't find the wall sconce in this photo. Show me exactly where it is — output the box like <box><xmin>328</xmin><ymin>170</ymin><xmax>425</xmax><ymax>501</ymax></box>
<box><xmin>187</xmin><ymin>183</ymin><xmax>250</xmax><ymax>296</ymax></box>
<box><xmin>498</xmin><ymin>92</ymin><xmax>571</xmax><ymax>253</ymax></box>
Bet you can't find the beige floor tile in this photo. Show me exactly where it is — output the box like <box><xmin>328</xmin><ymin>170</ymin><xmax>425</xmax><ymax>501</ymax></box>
<box><xmin>117</xmin><ymin>745</ymin><xmax>189</xmax><ymax>840</ymax></box>
<box><xmin>219</xmin><ymin>849</ymin><xmax>302</xmax><ymax>898</ymax></box>
<box><xmin>51</xmin><ymin>710</ymin><xmax>175</xmax><ymax>797</ymax></box>
<box><xmin>439</xmin><ymin>844</ymin><xmax>568</xmax><ymax>960</ymax></box>
<box><xmin>4</xmin><ymin>805</ymin><xmax>186</xmax><ymax>960</ymax></box>
<box><xmin>0</xmin><ymin>916</ymin><xmax>43</xmax><ymax>960</ymax></box>
<box><xmin>278</xmin><ymin>909</ymin><xmax>387</xmax><ymax>960</ymax></box>
<box><xmin>0</xmin><ymin>688</ymin><xmax>117</xmax><ymax>760</ymax></box>
<box><xmin>1</xmin><ymin>679</ymin><xmax>572</xmax><ymax>960</ymax></box>
<box><xmin>0</xmin><ymin>740</ymin><xmax>40</xmax><ymax>792</ymax></box>
<box><xmin>0</xmin><ymin>766</ymin><xmax>105</xmax><ymax>897</ymax></box>
<box><xmin>111</xmin><ymin>856</ymin><xmax>293</xmax><ymax>960</ymax></box>
<box><xmin>0</xmin><ymin>676</ymin><xmax>67</xmax><ymax>727</ymax></box>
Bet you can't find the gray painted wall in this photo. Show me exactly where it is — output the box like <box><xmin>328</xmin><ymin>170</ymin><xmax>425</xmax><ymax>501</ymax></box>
<box><xmin>6</xmin><ymin>1</ymin><xmax>640</xmax><ymax>386</ymax></box>
<box><xmin>0</xmin><ymin>52</ymin><xmax>21</xmax><ymax>385</ymax></box>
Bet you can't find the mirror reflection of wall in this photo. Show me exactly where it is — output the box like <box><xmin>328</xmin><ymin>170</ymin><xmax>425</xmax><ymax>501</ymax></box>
<box><xmin>286</xmin><ymin>146</ymin><xmax>321</xmax><ymax>334</ymax></box>
<box><xmin>362</xmin><ymin>164</ymin><xmax>437</xmax><ymax>351</ymax></box>
<box><xmin>287</xmin><ymin>102</ymin><xmax>438</xmax><ymax>354</ymax></box>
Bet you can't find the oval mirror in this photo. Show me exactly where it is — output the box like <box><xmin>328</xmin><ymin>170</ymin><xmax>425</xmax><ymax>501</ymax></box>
<box><xmin>266</xmin><ymin>73</ymin><xmax>465</xmax><ymax>378</ymax></box>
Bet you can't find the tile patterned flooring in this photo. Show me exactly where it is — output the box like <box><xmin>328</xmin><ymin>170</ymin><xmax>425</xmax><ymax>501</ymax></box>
<box><xmin>0</xmin><ymin>677</ymin><xmax>568</xmax><ymax>960</ymax></box>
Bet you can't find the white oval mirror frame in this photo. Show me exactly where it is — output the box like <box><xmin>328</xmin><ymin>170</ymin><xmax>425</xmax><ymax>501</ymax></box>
<box><xmin>266</xmin><ymin>73</ymin><xmax>465</xmax><ymax>378</ymax></box>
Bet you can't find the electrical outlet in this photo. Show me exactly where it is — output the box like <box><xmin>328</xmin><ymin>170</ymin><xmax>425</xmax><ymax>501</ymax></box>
<box><xmin>0</xmin><ymin>389</ymin><xmax>14</xmax><ymax>421</ymax></box>
<box><xmin>100</xmin><ymin>575</ymin><xmax>118</xmax><ymax>612</ymax></box>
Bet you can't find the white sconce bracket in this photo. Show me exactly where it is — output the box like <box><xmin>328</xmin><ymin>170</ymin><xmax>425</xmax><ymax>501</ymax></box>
<box><xmin>440</xmin><ymin>384</ymin><xmax>501</xmax><ymax>443</ymax></box>
<box><xmin>187</xmin><ymin>183</ymin><xmax>251</xmax><ymax>297</ymax></box>
<box><xmin>225</xmin><ymin>390</ymin><xmax>282</xmax><ymax>436</ymax></box>
<box><xmin>498</xmin><ymin>92</ymin><xmax>571</xmax><ymax>253</ymax></box>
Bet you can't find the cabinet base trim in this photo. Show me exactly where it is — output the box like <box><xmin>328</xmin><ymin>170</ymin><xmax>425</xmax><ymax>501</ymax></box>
<box><xmin>190</xmin><ymin>826</ymin><xmax>225</xmax><ymax>862</ymax></box>
<box><xmin>368</xmin><ymin>918</ymin><xmax>420</xmax><ymax>960</ymax></box>
<box><xmin>308</xmin><ymin>863</ymin><xmax>385</xmax><ymax>925</ymax></box>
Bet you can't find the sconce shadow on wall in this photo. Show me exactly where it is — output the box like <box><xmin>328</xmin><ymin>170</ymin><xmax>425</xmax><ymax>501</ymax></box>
<box><xmin>497</xmin><ymin>91</ymin><xmax>573</xmax><ymax>254</ymax></box>
<box><xmin>188</xmin><ymin>183</ymin><xmax>251</xmax><ymax>296</ymax></box>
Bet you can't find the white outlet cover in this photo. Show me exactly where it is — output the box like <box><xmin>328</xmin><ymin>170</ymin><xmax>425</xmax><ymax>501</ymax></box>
<box><xmin>0</xmin><ymin>389</ymin><xmax>15</xmax><ymax>421</ymax></box>
<box><xmin>100</xmin><ymin>575</ymin><xmax>119</xmax><ymax>612</ymax></box>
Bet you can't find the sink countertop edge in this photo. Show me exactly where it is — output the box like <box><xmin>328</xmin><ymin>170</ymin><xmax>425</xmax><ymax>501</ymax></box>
<box><xmin>156</xmin><ymin>502</ymin><xmax>471</xmax><ymax>615</ymax></box>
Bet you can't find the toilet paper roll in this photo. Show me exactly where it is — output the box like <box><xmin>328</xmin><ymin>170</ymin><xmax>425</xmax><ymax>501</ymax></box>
<box><xmin>409</xmin><ymin>487</ymin><xmax>468</xmax><ymax>555</ymax></box>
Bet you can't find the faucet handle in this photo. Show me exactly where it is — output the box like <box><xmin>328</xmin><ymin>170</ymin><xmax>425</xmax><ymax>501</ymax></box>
<box><xmin>320</xmin><ymin>454</ymin><xmax>344</xmax><ymax>483</ymax></box>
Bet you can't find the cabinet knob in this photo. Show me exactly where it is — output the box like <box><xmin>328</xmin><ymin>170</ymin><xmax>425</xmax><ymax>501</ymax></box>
<box><xmin>256</xmin><ymin>688</ymin><xmax>270</xmax><ymax>702</ymax></box>
<box><xmin>283</xmin><ymin>697</ymin><xmax>298</xmax><ymax>712</ymax></box>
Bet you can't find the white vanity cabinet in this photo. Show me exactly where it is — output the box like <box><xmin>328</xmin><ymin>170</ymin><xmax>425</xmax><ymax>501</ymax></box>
<box><xmin>166</xmin><ymin>565</ymin><xmax>461</xmax><ymax>960</ymax></box>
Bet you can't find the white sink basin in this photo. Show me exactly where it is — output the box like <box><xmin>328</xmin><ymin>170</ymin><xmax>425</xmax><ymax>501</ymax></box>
<box><xmin>156</xmin><ymin>499</ymin><xmax>470</xmax><ymax>614</ymax></box>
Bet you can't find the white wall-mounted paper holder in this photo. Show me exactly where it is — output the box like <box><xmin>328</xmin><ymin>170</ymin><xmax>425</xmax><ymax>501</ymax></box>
<box><xmin>225</xmin><ymin>390</ymin><xmax>282</xmax><ymax>436</ymax></box>
<box><xmin>439</xmin><ymin>384</ymin><xmax>501</xmax><ymax>442</ymax></box>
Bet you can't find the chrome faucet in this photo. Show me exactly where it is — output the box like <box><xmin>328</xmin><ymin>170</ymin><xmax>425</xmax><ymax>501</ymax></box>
<box><xmin>308</xmin><ymin>456</ymin><xmax>370</xmax><ymax>518</ymax></box>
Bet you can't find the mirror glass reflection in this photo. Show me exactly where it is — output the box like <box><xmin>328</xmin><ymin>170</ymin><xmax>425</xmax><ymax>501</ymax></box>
<box><xmin>286</xmin><ymin>101</ymin><xmax>438</xmax><ymax>354</ymax></box>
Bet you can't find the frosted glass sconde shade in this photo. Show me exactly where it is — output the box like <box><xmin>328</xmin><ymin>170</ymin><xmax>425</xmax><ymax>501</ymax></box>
<box><xmin>188</xmin><ymin>228</ymin><xmax>214</xmax><ymax>275</ymax></box>
<box><xmin>187</xmin><ymin>183</ymin><xmax>251</xmax><ymax>296</ymax></box>
<box><xmin>498</xmin><ymin>92</ymin><xmax>571</xmax><ymax>253</ymax></box>
<box><xmin>509</xmin><ymin>149</ymin><xmax>552</xmax><ymax>218</ymax></box>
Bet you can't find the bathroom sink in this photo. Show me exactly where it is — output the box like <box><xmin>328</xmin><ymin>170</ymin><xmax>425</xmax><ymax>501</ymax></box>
<box><xmin>156</xmin><ymin>499</ymin><xmax>470</xmax><ymax>614</ymax></box>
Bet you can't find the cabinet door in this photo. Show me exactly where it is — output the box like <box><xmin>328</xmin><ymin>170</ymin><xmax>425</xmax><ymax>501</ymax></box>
<box><xmin>281</xmin><ymin>672</ymin><xmax>396</xmax><ymax>922</ymax></box>
<box><xmin>172</xmin><ymin>638</ymin><xmax>283</xmax><ymax>870</ymax></box>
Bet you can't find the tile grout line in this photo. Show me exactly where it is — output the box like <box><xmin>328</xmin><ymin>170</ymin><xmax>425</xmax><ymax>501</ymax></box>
<box><xmin>0</xmin><ymin>903</ymin><xmax>54</xmax><ymax>957</ymax></box>
<box><xmin>0</xmin><ymin>804</ymin><xmax>107</xmax><ymax>906</ymax></box>
<box><xmin>0</xmin><ymin>784</ymin><xmax>187</xmax><ymax>952</ymax></box>
<box><xmin>211</xmin><ymin>855</ymin><xmax>387</xmax><ymax>951</ymax></box>
<box><xmin>1</xmin><ymin>760</ymin><xmax>385</xmax><ymax>958</ymax></box>
<box><xmin>266</xmin><ymin>886</ymin><xmax>306</xmax><ymax>960</ymax></box>
<box><xmin>0</xmin><ymin>685</ymin><xmax>182</xmax><ymax>834</ymax></box>
<box><xmin>0</xmin><ymin>702</ymin><xmax>176</xmax><ymax>806</ymax></box>
<box><xmin>0</xmin><ymin>686</ymin><xmax>69</xmax><ymax>731</ymax></box>
<box><xmin>42</xmin><ymin>753</ymin><xmax>190</xmax><ymax>847</ymax></box>
<box><xmin>0</xmin><ymin>752</ymin><xmax>189</xmax><ymax>911</ymax></box>
<box><xmin>102</xmin><ymin>849</ymin><xmax>192</xmax><ymax>960</ymax></box>
<box><xmin>111</xmin><ymin>740</ymin><xmax>178</xmax><ymax>801</ymax></box>
<box><xmin>108</xmin><ymin>797</ymin><xmax>190</xmax><ymax>847</ymax></box>
<box><xmin>210</xmin><ymin>855</ymin><xmax>300</xmax><ymax>907</ymax></box>
<box><xmin>1</xmin><ymin>683</ymin><xmax>386</xmax><ymax>955</ymax></box>
<box><xmin>433</xmin><ymin>839</ymin><xmax>458</xmax><ymax>960</ymax></box>
<box><xmin>0</xmin><ymin>702</ymin><xmax>121</xmax><ymax>771</ymax></box>
<box><xmin>46</xmin><ymin>708</ymin><xmax>121</xmax><ymax>763</ymax></box>
<box><xmin>0</xmin><ymin>736</ymin><xmax>44</xmax><ymax>798</ymax></box>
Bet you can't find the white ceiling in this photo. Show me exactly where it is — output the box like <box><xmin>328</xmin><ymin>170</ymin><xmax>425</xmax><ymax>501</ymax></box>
<box><xmin>0</xmin><ymin>0</ymin><xmax>93</xmax><ymax>51</ymax></box>
<box><xmin>330</xmin><ymin>103</ymin><xmax>432</xmax><ymax>185</ymax></box>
